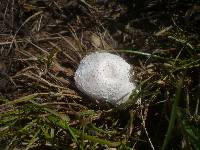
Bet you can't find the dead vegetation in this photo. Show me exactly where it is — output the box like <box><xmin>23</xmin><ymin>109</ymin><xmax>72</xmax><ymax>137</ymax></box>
<box><xmin>0</xmin><ymin>0</ymin><xmax>200</xmax><ymax>150</ymax></box>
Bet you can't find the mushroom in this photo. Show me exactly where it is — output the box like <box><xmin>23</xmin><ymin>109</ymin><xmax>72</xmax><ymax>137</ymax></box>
<box><xmin>74</xmin><ymin>52</ymin><xmax>136</xmax><ymax>105</ymax></box>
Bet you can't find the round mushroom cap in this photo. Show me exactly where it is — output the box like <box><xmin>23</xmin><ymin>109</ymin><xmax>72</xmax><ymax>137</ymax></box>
<box><xmin>74</xmin><ymin>52</ymin><xmax>135</xmax><ymax>105</ymax></box>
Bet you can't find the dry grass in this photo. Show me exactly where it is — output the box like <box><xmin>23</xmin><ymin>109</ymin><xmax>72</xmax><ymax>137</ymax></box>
<box><xmin>0</xmin><ymin>0</ymin><xmax>200</xmax><ymax>150</ymax></box>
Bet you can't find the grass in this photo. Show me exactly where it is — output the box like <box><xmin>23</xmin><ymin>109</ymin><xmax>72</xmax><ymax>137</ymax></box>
<box><xmin>0</xmin><ymin>0</ymin><xmax>200</xmax><ymax>150</ymax></box>
<box><xmin>162</xmin><ymin>78</ymin><xmax>183</xmax><ymax>150</ymax></box>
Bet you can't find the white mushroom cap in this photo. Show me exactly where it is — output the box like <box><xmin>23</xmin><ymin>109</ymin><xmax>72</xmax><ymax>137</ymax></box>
<box><xmin>74</xmin><ymin>52</ymin><xmax>135</xmax><ymax>105</ymax></box>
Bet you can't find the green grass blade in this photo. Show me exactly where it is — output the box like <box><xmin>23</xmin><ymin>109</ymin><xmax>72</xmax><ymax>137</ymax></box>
<box><xmin>0</xmin><ymin>93</ymin><xmax>52</xmax><ymax>107</ymax></box>
<box><xmin>177</xmin><ymin>109</ymin><xmax>200</xmax><ymax>149</ymax></box>
<box><xmin>25</xmin><ymin>129</ymin><xmax>41</xmax><ymax>150</ymax></box>
<box><xmin>162</xmin><ymin>79</ymin><xmax>183</xmax><ymax>150</ymax></box>
<box><xmin>71</xmin><ymin>127</ymin><xmax>121</xmax><ymax>147</ymax></box>
<box><xmin>117</xmin><ymin>49</ymin><xmax>175</xmax><ymax>61</ymax></box>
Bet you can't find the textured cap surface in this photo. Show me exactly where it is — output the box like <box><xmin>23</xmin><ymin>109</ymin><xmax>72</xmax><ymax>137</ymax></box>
<box><xmin>74</xmin><ymin>52</ymin><xmax>135</xmax><ymax>105</ymax></box>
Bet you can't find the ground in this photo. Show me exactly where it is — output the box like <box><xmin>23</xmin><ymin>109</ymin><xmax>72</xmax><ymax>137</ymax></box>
<box><xmin>0</xmin><ymin>0</ymin><xmax>200</xmax><ymax>150</ymax></box>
